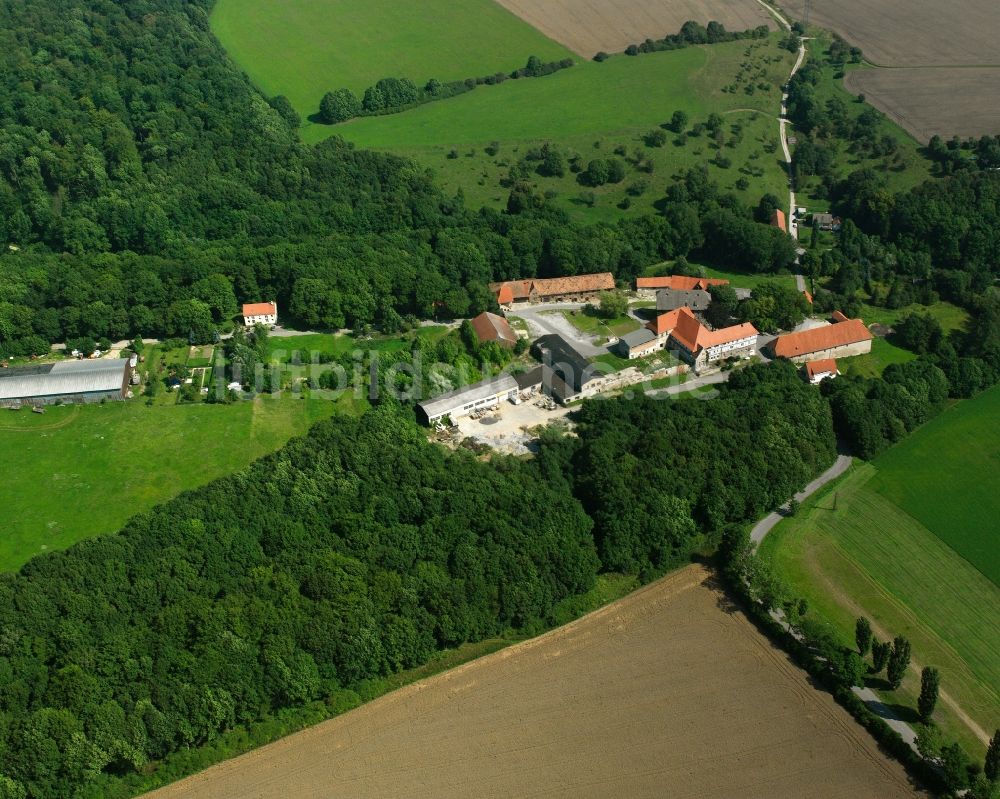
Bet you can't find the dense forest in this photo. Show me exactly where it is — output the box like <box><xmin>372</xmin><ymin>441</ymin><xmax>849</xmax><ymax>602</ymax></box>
<box><xmin>0</xmin><ymin>0</ymin><xmax>806</xmax><ymax>358</ymax></box>
<box><xmin>0</xmin><ymin>365</ymin><xmax>833</xmax><ymax>797</ymax></box>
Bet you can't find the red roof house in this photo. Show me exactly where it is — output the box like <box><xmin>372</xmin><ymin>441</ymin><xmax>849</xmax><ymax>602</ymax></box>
<box><xmin>470</xmin><ymin>312</ymin><xmax>518</xmax><ymax>348</ymax></box>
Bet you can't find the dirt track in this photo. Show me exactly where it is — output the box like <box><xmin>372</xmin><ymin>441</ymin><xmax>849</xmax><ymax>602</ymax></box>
<box><xmin>491</xmin><ymin>0</ymin><xmax>774</xmax><ymax>57</ymax></box>
<box><xmin>144</xmin><ymin>565</ymin><xmax>922</xmax><ymax>799</ymax></box>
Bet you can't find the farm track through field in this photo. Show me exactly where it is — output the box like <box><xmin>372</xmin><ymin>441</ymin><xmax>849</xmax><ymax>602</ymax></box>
<box><xmin>142</xmin><ymin>565</ymin><xmax>921</xmax><ymax>798</ymax></box>
<box><xmin>0</xmin><ymin>405</ymin><xmax>81</xmax><ymax>432</ymax></box>
<box><xmin>813</xmin><ymin>547</ymin><xmax>993</xmax><ymax>746</ymax></box>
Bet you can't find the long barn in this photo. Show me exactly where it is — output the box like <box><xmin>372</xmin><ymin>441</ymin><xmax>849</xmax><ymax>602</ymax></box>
<box><xmin>0</xmin><ymin>359</ymin><xmax>134</xmax><ymax>407</ymax></box>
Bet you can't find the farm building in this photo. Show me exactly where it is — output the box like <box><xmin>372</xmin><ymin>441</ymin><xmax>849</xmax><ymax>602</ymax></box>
<box><xmin>0</xmin><ymin>359</ymin><xmax>134</xmax><ymax>407</ymax></box>
<box><xmin>812</xmin><ymin>213</ymin><xmax>842</xmax><ymax>232</ymax></box>
<box><xmin>532</xmin><ymin>334</ymin><xmax>598</xmax><ymax>402</ymax></box>
<box><xmin>490</xmin><ymin>273</ymin><xmax>615</xmax><ymax>308</ymax></box>
<box><xmin>770</xmin><ymin>315</ymin><xmax>873</xmax><ymax>362</ymax></box>
<box><xmin>417</xmin><ymin>374</ymin><xmax>520</xmax><ymax>425</ymax></box>
<box><xmin>470</xmin><ymin>312</ymin><xmax>518</xmax><ymax>348</ymax></box>
<box><xmin>635</xmin><ymin>275</ymin><xmax>728</xmax><ymax>300</ymax></box>
<box><xmin>617</xmin><ymin>328</ymin><xmax>663</xmax><ymax>359</ymax></box>
<box><xmin>805</xmin><ymin>359</ymin><xmax>839</xmax><ymax>384</ymax></box>
<box><xmin>656</xmin><ymin>288</ymin><xmax>712</xmax><ymax>312</ymax></box>
<box><xmin>770</xmin><ymin>208</ymin><xmax>787</xmax><ymax>233</ymax></box>
<box><xmin>646</xmin><ymin>307</ymin><xmax>758</xmax><ymax>370</ymax></box>
<box><xmin>242</xmin><ymin>301</ymin><xmax>277</xmax><ymax>327</ymax></box>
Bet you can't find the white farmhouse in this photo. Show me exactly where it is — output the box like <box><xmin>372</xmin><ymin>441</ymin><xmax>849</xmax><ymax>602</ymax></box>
<box><xmin>242</xmin><ymin>301</ymin><xmax>277</xmax><ymax>327</ymax></box>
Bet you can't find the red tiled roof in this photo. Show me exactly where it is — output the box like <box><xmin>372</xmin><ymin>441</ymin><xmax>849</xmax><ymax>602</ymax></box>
<box><xmin>242</xmin><ymin>302</ymin><xmax>276</xmax><ymax>317</ymax></box>
<box><xmin>470</xmin><ymin>312</ymin><xmax>517</xmax><ymax>346</ymax></box>
<box><xmin>646</xmin><ymin>308</ymin><xmax>683</xmax><ymax>336</ymax></box>
<box><xmin>830</xmin><ymin>310</ymin><xmax>849</xmax><ymax>323</ymax></box>
<box><xmin>773</xmin><ymin>319</ymin><xmax>872</xmax><ymax>358</ymax></box>
<box><xmin>647</xmin><ymin>307</ymin><xmax>757</xmax><ymax>353</ymax></box>
<box><xmin>805</xmin><ymin>359</ymin><xmax>839</xmax><ymax>379</ymax></box>
<box><xmin>701</xmin><ymin>322</ymin><xmax>759</xmax><ymax>348</ymax></box>
<box><xmin>490</xmin><ymin>273</ymin><xmax>615</xmax><ymax>302</ymax></box>
<box><xmin>636</xmin><ymin>275</ymin><xmax>729</xmax><ymax>291</ymax></box>
<box><xmin>771</xmin><ymin>209</ymin><xmax>787</xmax><ymax>232</ymax></box>
<box><xmin>802</xmin><ymin>290</ymin><xmax>814</xmax><ymax>305</ymax></box>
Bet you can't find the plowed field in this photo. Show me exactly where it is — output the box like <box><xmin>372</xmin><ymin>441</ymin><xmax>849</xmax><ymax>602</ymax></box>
<box><xmin>143</xmin><ymin>565</ymin><xmax>921</xmax><ymax>799</ymax></box>
<box><xmin>491</xmin><ymin>0</ymin><xmax>774</xmax><ymax>57</ymax></box>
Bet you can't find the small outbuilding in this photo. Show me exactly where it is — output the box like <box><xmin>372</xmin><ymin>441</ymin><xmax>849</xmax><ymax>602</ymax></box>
<box><xmin>470</xmin><ymin>312</ymin><xmax>518</xmax><ymax>348</ymax></box>
<box><xmin>770</xmin><ymin>208</ymin><xmax>787</xmax><ymax>233</ymax></box>
<box><xmin>805</xmin><ymin>359</ymin><xmax>839</xmax><ymax>384</ymax></box>
<box><xmin>617</xmin><ymin>328</ymin><xmax>663</xmax><ymax>359</ymax></box>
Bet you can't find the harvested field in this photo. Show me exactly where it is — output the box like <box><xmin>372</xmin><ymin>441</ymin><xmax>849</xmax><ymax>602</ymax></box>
<box><xmin>799</xmin><ymin>0</ymin><xmax>1000</xmax><ymax>67</ymax></box>
<box><xmin>143</xmin><ymin>565</ymin><xmax>922</xmax><ymax>799</ymax></box>
<box><xmin>844</xmin><ymin>68</ymin><xmax>1000</xmax><ymax>142</ymax></box>
<box><xmin>491</xmin><ymin>0</ymin><xmax>774</xmax><ymax>57</ymax></box>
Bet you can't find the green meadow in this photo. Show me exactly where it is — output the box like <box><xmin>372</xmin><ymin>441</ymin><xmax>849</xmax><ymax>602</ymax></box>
<box><xmin>0</xmin><ymin>396</ymin><xmax>351</xmax><ymax>572</ymax></box>
<box><xmin>315</xmin><ymin>40</ymin><xmax>794</xmax><ymax>220</ymax></box>
<box><xmin>871</xmin><ymin>383</ymin><xmax>1000</xmax><ymax>586</ymax></box>
<box><xmin>210</xmin><ymin>0</ymin><xmax>572</xmax><ymax>113</ymax></box>
<box><xmin>761</xmin><ymin>387</ymin><xmax>1000</xmax><ymax>756</ymax></box>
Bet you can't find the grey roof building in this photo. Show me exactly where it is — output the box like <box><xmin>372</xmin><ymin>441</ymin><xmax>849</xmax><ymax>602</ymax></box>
<box><xmin>0</xmin><ymin>359</ymin><xmax>133</xmax><ymax>406</ymax></box>
<box><xmin>417</xmin><ymin>373</ymin><xmax>520</xmax><ymax>424</ymax></box>
<box><xmin>531</xmin><ymin>334</ymin><xmax>601</xmax><ymax>402</ymax></box>
<box><xmin>656</xmin><ymin>288</ymin><xmax>712</xmax><ymax>312</ymax></box>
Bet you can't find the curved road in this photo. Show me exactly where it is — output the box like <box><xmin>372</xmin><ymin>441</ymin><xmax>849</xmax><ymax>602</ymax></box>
<box><xmin>755</xmin><ymin>0</ymin><xmax>807</xmax><ymax>241</ymax></box>
<box><xmin>750</xmin><ymin>454</ymin><xmax>853</xmax><ymax>546</ymax></box>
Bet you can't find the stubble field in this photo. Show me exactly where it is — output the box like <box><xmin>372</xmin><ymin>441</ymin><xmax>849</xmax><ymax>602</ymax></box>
<box><xmin>790</xmin><ymin>0</ymin><xmax>1000</xmax><ymax>141</ymax></box>
<box><xmin>143</xmin><ymin>565</ymin><xmax>920</xmax><ymax>799</ymax></box>
<box><xmin>491</xmin><ymin>0</ymin><xmax>774</xmax><ymax>57</ymax></box>
<box><xmin>843</xmin><ymin>68</ymin><xmax>1000</xmax><ymax>142</ymax></box>
<box><xmin>798</xmin><ymin>0</ymin><xmax>1000</xmax><ymax>67</ymax></box>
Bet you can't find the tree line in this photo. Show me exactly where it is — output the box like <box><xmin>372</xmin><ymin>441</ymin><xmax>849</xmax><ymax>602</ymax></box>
<box><xmin>317</xmin><ymin>56</ymin><xmax>575</xmax><ymax>124</ymax></box>
<box><xmin>600</xmin><ymin>20</ymin><xmax>769</xmax><ymax>61</ymax></box>
<box><xmin>0</xmin><ymin>362</ymin><xmax>836</xmax><ymax>797</ymax></box>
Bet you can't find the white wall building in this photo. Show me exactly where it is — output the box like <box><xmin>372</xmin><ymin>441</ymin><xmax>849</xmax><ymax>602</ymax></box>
<box><xmin>242</xmin><ymin>301</ymin><xmax>277</xmax><ymax>327</ymax></box>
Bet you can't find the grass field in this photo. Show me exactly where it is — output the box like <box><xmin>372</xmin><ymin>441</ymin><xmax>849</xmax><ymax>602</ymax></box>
<box><xmin>858</xmin><ymin>301</ymin><xmax>969</xmax><ymax>334</ymax></box>
<box><xmin>561</xmin><ymin>309</ymin><xmax>639</xmax><ymax>339</ymax></box>
<box><xmin>760</xmin><ymin>388</ymin><xmax>1000</xmax><ymax>756</ymax></box>
<box><xmin>871</xmin><ymin>383</ymin><xmax>1000</xmax><ymax>586</ymax></box>
<box><xmin>143</xmin><ymin>566</ymin><xmax>917</xmax><ymax>799</ymax></box>
<box><xmin>0</xmin><ymin>395</ymin><xmax>356</xmax><ymax>572</ymax></box>
<box><xmin>843</xmin><ymin>336</ymin><xmax>916</xmax><ymax>378</ymax></box>
<box><xmin>303</xmin><ymin>39</ymin><xmax>795</xmax><ymax>222</ymax></box>
<box><xmin>210</xmin><ymin>0</ymin><xmax>571</xmax><ymax>113</ymax></box>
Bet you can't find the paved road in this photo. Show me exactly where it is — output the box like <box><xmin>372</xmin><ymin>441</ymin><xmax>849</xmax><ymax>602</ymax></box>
<box><xmin>755</xmin><ymin>0</ymin><xmax>807</xmax><ymax>242</ymax></box>
<box><xmin>851</xmin><ymin>687</ymin><xmax>919</xmax><ymax>750</ymax></box>
<box><xmin>750</xmin><ymin>454</ymin><xmax>853</xmax><ymax>546</ymax></box>
<box><xmin>749</xmin><ymin>453</ymin><xmax>926</xmax><ymax>756</ymax></box>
